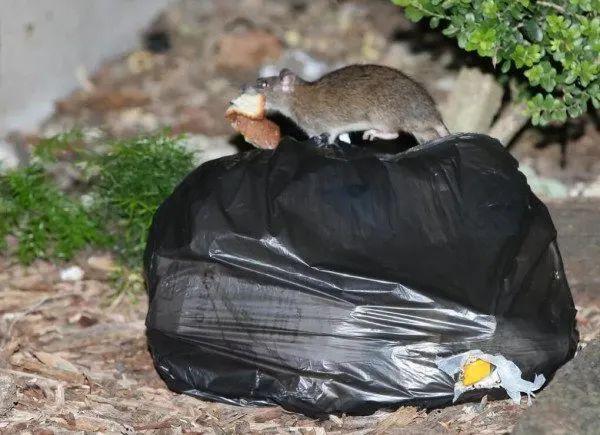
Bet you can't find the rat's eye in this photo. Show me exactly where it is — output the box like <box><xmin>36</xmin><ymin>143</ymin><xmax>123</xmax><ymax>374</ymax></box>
<box><xmin>255</xmin><ymin>78</ymin><xmax>269</xmax><ymax>89</ymax></box>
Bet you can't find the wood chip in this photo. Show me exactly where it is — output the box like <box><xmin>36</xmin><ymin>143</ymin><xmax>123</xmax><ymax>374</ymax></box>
<box><xmin>373</xmin><ymin>407</ymin><xmax>421</xmax><ymax>433</ymax></box>
<box><xmin>9</xmin><ymin>352</ymin><xmax>84</xmax><ymax>384</ymax></box>
<box><xmin>253</xmin><ymin>407</ymin><xmax>284</xmax><ymax>423</ymax></box>
<box><xmin>33</xmin><ymin>351</ymin><xmax>80</xmax><ymax>374</ymax></box>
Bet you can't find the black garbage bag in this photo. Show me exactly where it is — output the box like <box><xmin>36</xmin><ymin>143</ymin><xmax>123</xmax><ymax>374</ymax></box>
<box><xmin>144</xmin><ymin>134</ymin><xmax>578</xmax><ymax>416</ymax></box>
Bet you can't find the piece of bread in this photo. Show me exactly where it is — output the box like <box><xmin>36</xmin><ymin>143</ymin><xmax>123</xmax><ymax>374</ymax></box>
<box><xmin>226</xmin><ymin>112</ymin><xmax>280</xmax><ymax>150</ymax></box>
<box><xmin>225</xmin><ymin>93</ymin><xmax>266</xmax><ymax>120</ymax></box>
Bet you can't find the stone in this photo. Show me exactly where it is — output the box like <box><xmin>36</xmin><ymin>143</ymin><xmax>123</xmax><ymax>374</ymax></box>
<box><xmin>215</xmin><ymin>29</ymin><xmax>283</xmax><ymax>72</ymax></box>
<box><xmin>0</xmin><ymin>140</ymin><xmax>22</xmax><ymax>171</ymax></box>
<box><xmin>440</xmin><ymin>67</ymin><xmax>503</xmax><ymax>134</ymax></box>
<box><xmin>519</xmin><ymin>163</ymin><xmax>570</xmax><ymax>200</ymax></box>
<box><xmin>60</xmin><ymin>266</ymin><xmax>84</xmax><ymax>282</ymax></box>
<box><xmin>87</xmin><ymin>255</ymin><xmax>117</xmax><ymax>274</ymax></box>
<box><xmin>513</xmin><ymin>340</ymin><xmax>600</xmax><ymax>435</ymax></box>
<box><xmin>181</xmin><ymin>134</ymin><xmax>238</xmax><ymax>166</ymax></box>
<box><xmin>260</xmin><ymin>49</ymin><xmax>330</xmax><ymax>82</ymax></box>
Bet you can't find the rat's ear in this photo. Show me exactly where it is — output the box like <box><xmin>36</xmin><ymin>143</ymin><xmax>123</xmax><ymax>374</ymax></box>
<box><xmin>279</xmin><ymin>69</ymin><xmax>296</xmax><ymax>93</ymax></box>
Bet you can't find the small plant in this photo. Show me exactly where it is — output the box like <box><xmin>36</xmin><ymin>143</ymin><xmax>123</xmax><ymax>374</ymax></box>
<box><xmin>392</xmin><ymin>0</ymin><xmax>599</xmax><ymax>125</ymax></box>
<box><xmin>92</xmin><ymin>135</ymin><xmax>194</xmax><ymax>265</ymax></box>
<box><xmin>32</xmin><ymin>130</ymin><xmax>85</xmax><ymax>162</ymax></box>
<box><xmin>0</xmin><ymin>165</ymin><xmax>108</xmax><ymax>263</ymax></box>
<box><xmin>1</xmin><ymin>133</ymin><xmax>194</xmax><ymax>269</ymax></box>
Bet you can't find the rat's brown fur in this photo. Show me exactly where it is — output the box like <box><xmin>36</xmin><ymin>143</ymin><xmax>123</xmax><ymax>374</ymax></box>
<box><xmin>246</xmin><ymin>64</ymin><xmax>448</xmax><ymax>144</ymax></box>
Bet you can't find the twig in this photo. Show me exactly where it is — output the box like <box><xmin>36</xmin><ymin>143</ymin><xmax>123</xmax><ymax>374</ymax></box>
<box><xmin>133</xmin><ymin>420</ymin><xmax>174</xmax><ymax>431</ymax></box>
<box><xmin>537</xmin><ymin>1</ymin><xmax>566</xmax><ymax>13</ymax></box>
<box><xmin>488</xmin><ymin>102</ymin><xmax>531</xmax><ymax>146</ymax></box>
<box><xmin>412</xmin><ymin>3</ymin><xmax>445</xmax><ymax>19</ymax></box>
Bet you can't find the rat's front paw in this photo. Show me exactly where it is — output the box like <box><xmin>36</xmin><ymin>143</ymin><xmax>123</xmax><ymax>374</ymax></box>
<box><xmin>362</xmin><ymin>129</ymin><xmax>377</xmax><ymax>141</ymax></box>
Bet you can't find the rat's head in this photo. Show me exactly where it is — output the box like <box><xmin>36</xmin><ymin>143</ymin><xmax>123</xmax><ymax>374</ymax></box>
<box><xmin>243</xmin><ymin>69</ymin><xmax>299</xmax><ymax>115</ymax></box>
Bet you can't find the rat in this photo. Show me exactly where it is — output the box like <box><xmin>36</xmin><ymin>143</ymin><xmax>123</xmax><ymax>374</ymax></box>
<box><xmin>243</xmin><ymin>64</ymin><xmax>449</xmax><ymax>145</ymax></box>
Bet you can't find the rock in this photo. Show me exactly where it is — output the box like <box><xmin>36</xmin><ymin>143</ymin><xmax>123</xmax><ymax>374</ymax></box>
<box><xmin>260</xmin><ymin>50</ymin><xmax>330</xmax><ymax>81</ymax></box>
<box><xmin>181</xmin><ymin>134</ymin><xmax>238</xmax><ymax>165</ymax></box>
<box><xmin>440</xmin><ymin>67</ymin><xmax>503</xmax><ymax>134</ymax></box>
<box><xmin>380</xmin><ymin>43</ymin><xmax>435</xmax><ymax>78</ymax></box>
<box><xmin>0</xmin><ymin>139</ymin><xmax>23</xmax><ymax>171</ymax></box>
<box><xmin>172</xmin><ymin>107</ymin><xmax>216</xmax><ymax>135</ymax></box>
<box><xmin>520</xmin><ymin>163</ymin><xmax>569</xmax><ymax>199</ymax></box>
<box><xmin>215</xmin><ymin>29</ymin><xmax>283</xmax><ymax>72</ymax></box>
<box><xmin>56</xmin><ymin>88</ymin><xmax>151</xmax><ymax>114</ymax></box>
<box><xmin>126</xmin><ymin>50</ymin><xmax>156</xmax><ymax>74</ymax></box>
<box><xmin>513</xmin><ymin>340</ymin><xmax>600</xmax><ymax>435</ymax></box>
<box><xmin>87</xmin><ymin>255</ymin><xmax>117</xmax><ymax>274</ymax></box>
<box><xmin>60</xmin><ymin>266</ymin><xmax>84</xmax><ymax>282</ymax></box>
<box><xmin>573</xmin><ymin>175</ymin><xmax>600</xmax><ymax>199</ymax></box>
<box><xmin>108</xmin><ymin>108</ymin><xmax>159</xmax><ymax>136</ymax></box>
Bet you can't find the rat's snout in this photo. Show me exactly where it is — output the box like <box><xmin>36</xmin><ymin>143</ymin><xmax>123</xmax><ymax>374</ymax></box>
<box><xmin>241</xmin><ymin>83</ymin><xmax>258</xmax><ymax>94</ymax></box>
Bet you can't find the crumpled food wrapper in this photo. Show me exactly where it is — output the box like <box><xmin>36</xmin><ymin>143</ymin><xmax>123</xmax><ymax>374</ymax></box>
<box><xmin>436</xmin><ymin>350</ymin><xmax>546</xmax><ymax>405</ymax></box>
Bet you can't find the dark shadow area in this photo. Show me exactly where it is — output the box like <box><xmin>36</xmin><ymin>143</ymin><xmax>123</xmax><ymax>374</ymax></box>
<box><xmin>268</xmin><ymin>113</ymin><xmax>309</xmax><ymax>141</ymax></box>
<box><xmin>391</xmin><ymin>21</ymin><xmax>496</xmax><ymax>74</ymax></box>
<box><xmin>534</xmin><ymin>119</ymin><xmax>587</xmax><ymax>169</ymax></box>
<box><xmin>144</xmin><ymin>30</ymin><xmax>171</xmax><ymax>53</ymax></box>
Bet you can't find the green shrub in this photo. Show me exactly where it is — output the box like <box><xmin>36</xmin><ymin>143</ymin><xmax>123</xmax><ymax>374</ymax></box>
<box><xmin>32</xmin><ymin>130</ymin><xmax>85</xmax><ymax>162</ymax></box>
<box><xmin>91</xmin><ymin>135</ymin><xmax>194</xmax><ymax>265</ymax></box>
<box><xmin>0</xmin><ymin>166</ymin><xmax>108</xmax><ymax>263</ymax></box>
<box><xmin>392</xmin><ymin>0</ymin><xmax>599</xmax><ymax>125</ymax></box>
<box><xmin>1</xmin><ymin>133</ymin><xmax>194</xmax><ymax>267</ymax></box>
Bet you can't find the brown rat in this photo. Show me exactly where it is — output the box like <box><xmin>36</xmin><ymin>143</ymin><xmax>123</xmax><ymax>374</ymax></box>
<box><xmin>243</xmin><ymin>64</ymin><xmax>449</xmax><ymax>145</ymax></box>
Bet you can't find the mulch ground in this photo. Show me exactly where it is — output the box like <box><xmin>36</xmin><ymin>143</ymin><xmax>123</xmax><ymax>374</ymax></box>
<box><xmin>3</xmin><ymin>0</ymin><xmax>599</xmax><ymax>432</ymax></box>
<box><xmin>1</xmin><ymin>201</ymin><xmax>598</xmax><ymax>434</ymax></box>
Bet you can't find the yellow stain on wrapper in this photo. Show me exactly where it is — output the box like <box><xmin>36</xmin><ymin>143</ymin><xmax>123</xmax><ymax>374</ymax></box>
<box><xmin>461</xmin><ymin>359</ymin><xmax>493</xmax><ymax>386</ymax></box>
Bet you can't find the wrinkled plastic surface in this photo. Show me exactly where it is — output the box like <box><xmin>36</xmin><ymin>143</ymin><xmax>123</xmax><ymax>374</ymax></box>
<box><xmin>144</xmin><ymin>134</ymin><xmax>578</xmax><ymax>416</ymax></box>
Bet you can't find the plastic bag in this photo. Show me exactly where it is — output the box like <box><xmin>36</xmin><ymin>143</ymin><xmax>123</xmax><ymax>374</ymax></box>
<box><xmin>144</xmin><ymin>134</ymin><xmax>578</xmax><ymax>416</ymax></box>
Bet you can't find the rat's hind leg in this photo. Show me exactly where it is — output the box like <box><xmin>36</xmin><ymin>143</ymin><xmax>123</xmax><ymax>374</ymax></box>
<box><xmin>362</xmin><ymin>129</ymin><xmax>400</xmax><ymax>141</ymax></box>
<box><xmin>413</xmin><ymin>124</ymin><xmax>449</xmax><ymax>144</ymax></box>
<box><xmin>413</xmin><ymin>127</ymin><xmax>442</xmax><ymax>144</ymax></box>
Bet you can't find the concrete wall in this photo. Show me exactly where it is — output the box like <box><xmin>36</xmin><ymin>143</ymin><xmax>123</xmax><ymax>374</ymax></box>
<box><xmin>0</xmin><ymin>0</ymin><xmax>171</xmax><ymax>135</ymax></box>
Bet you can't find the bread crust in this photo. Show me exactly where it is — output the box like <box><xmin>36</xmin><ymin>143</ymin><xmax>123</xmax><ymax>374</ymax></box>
<box><xmin>226</xmin><ymin>112</ymin><xmax>280</xmax><ymax>149</ymax></box>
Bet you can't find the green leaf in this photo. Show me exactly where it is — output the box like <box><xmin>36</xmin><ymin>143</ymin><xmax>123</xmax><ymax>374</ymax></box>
<box><xmin>390</xmin><ymin>0</ymin><xmax>598</xmax><ymax>125</ymax></box>
<box><xmin>511</xmin><ymin>44</ymin><xmax>542</xmax><ymax>68</ymax></box>
<box><xmin>482</xmin><ymin>0</ymin><xmax>498</xmax><ymax>17</ymax></box>
<box><xmin>405</xmin><ymin>6</ymin><xmax>425</xmax><ymax>22</ymax></box>
<box><xmin>523</xmin><ymin>19</ymin><xmax>543</xmax><ymax>42</ymax></box>
<box><xmin>442</xmin><ymin>23</ymin><xmax>459</xmax><ymax>36</ymax></box>
<box><xmin>525</xmin><ymin>64</ymin><xmax>543</xmax><ymax>86</ymax></box>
